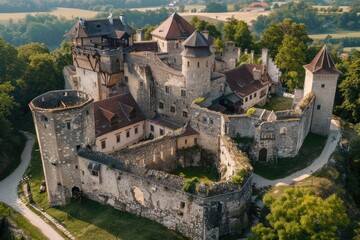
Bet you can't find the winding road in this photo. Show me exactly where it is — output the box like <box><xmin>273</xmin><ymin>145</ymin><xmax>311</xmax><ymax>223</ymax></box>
<box><xmin>253</xmin><ymin>119</ymin><xmax>341</xmax><ymax>188</ymax></box>
<box><xmin>0</xmin><ymin>132</ymin><xmax>64</xmax><ymax>240</ymax></box>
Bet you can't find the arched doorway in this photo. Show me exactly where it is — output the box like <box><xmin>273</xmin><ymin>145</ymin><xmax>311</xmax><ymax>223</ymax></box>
<box><xmin>259</xmin><ymin>148</ymin><xmax>267</xmax><ymax>162</ymax></box>
<box><xmin>71</xmin><ymin>186</ymin><xmax>80</xmax><ymax>198</ymax></box>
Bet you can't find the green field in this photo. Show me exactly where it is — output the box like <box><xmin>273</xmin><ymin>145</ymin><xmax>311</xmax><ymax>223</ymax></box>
<box><xmin>255</xmin><ymin>95</ymin><xmax>294</xmax><ymax>112</ymax></box>
<box><xmin>26</xmin><ymin>142</ymin><xmax>186</xmax><ymax>240</ymax></box>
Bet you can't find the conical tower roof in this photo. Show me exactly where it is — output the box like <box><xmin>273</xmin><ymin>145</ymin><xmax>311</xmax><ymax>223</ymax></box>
<box><xmin>151</xmin><ymin>12</ymin><xmax>196</xmax><ymax>40</ymax></box>
<box><xmin>181</xmin><ymin>30</ymin><xmax>212</xmax><ymax>58</ymax></box>
<box><xmin>304</xmin><ymin>45</ymin><xmax>341</xmax><ymax>74</ymax></box>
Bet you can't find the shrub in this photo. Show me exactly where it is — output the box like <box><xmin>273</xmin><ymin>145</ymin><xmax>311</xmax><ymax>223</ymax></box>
<box><xmin>230</xmin><ymin>168</ymin><xmax>247</xmax><ymax>185</ymax></box>
<box><xmin>182</xmin><ymin>177</ymin><xmax>199</xmax><ymax>193</ymax></box>
<box><xmin>246</xmin><ymin>107</ymin><xmax>256</xmax><ymax>116</ymax></box>
<box><xmin>194</xmin><ymin>97</ymin><xmax>206</xmax><ymax>104</ymax></box>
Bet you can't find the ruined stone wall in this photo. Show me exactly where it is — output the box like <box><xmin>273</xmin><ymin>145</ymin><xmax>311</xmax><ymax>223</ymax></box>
<box><xmin>219</xmin><ymin>136</ymin><xmax>252</xmax><ymax>180</ymax></box>
<box><xmin>76</xmin><ymin>67</ymin><xmax>100</xmax><ymax>101</ymax></box>
<box><xmin>114</xmin><ymin>135</ymin><xmax>178</xmax><ymax>172</ymax></box>
<box><xmin>227</xmin><ymin>115</ymin><xmax>258</xmax><ymax>138</ymax></box>
<box><xmin>189</xmin><ymin>104</ymin><xmax>223</xmax><ymax>153</ymax></box>
<box><xmin>30</xmin><ymin>90</ymin><xmax>95</xmax><ymax>206</ymax></box>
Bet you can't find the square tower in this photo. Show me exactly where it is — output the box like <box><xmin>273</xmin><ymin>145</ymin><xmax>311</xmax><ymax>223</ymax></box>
<box><xmin>303</xmin><ymin>45</ymin><xmax>341</xmax><ymax>136</ymax></box>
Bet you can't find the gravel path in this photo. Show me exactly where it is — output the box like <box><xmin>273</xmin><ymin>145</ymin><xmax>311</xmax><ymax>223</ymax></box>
<box><xmin>0</xmin><ymin>132</ymin><xmax>64</xmax><ymax>240</ymax></box>
<box><xmin>253</xmin><ymin>119</ymin><xmax>341</xmax><ymax>188</ymax></box>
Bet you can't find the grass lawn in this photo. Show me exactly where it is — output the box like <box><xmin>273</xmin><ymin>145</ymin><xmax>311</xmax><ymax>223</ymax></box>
<box><xmin>0</xmin><ymin>203</ymin><xmax>48</xmax><ymax>239</ymax></box>
<box><xmin>256</xmin><ymin>95</ymin><xmax>293</xmax><ymax>111</ymax></box>
<box><xmin>253</xmin><ymin>133</ymin><xmax>327</xmax><ymax>180</ymax></box>
<box><xmin>309</xmin><ymin>31</ymin><xmax>360</xmax><ymax>39</ymax></box>
<box><xmin>171</xmin><ymin>166</ymin><xmax>219</xmax><ymax>183</ymax></box>
<box><xmin>26</xmin><ymin>143</ymin><xmax>187</xmax><ymax>240</ymax></box>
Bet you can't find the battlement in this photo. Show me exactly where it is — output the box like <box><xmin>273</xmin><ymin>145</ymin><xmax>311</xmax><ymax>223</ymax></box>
<box><xmin>29</xmin><ymin>90</ymin><xmax>92</xmax><ymax>112</ymax></box>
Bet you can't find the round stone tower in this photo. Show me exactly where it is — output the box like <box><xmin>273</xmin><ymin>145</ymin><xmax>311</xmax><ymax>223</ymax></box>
<box><xmin>29</xmin><ymin>90</ymin><xmax>95</xmax><ymax>206</ymax></box>
<box><xmin>181</xmin><ymin>30</ymin><xmax>213</xmax><ymax>100</ymax></box>
<box><xmin>303</xmin><ymin>45</ymin><xmax>341</xmax><ymax>136</ymax></box>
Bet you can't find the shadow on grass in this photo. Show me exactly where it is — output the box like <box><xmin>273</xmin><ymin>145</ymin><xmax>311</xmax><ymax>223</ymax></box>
<box><xmin>171</xmin><ymin>166</ymin><xmax>219</xmax><ymax>182</ymax></box>
<box><xmin>253</xmin><ymin>133</ymin><xmax>328</xmax><ymax>180</ymax></box>
<box><xmin>27</xmin><ymin>142</ymin><xmax>187</xmax><ymax>240</ymax></box>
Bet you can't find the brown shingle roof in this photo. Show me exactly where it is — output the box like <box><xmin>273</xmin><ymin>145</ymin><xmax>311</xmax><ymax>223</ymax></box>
<box><xmin>151</xmin><ymin>12</ymin><xmax>196</xmax><ymax>40</ymax></box>
<box><xmin>94</xmin><ymin>92</ymin><xmax>146</xmax><ymax>137</ymax></box>
<box><xmin>304</xmin><ymin>45</ymin><xmax>341</xmax><ymax>74</ymax></box>
<box><xmin>224</xmin><ymin>64</ymin><xmax>270</xmax><ymax>97</ymax></box>
<box><xmin>181</xmin><ymin>30</ymin><xmax>212</xmax><ymax>58</ymax></box>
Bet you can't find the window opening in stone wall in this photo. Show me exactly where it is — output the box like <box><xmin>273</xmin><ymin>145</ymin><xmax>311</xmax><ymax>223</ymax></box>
<box><xmin>210</xmin><ymin>119</ymin><xmax>214</xmax><ymax>124</ymax></box>
<box><xmin>140</xmin><ymin>82</ymin><xmax>143</xmax><ymax>88</ymax></box>
<box><xmin>206</xmin><ymin>61</ymin><xmax>208</xmax><ymax>67</ymax></box>
<box><xmin>250</xmin><ymin>95</ymin><xmax>252</xmax><ymax>100</ymax></box>
<box><xmin>116</xmin><ymin>134</ymin><xmax>120</xmax><ymax>143</ymax></box>
<box><xmin>182</xmin><ymin>111</ymin><xmax>188</xmax><ymax>118</ymax></box>
<box><xmin>76</xmin><ymin>145</ymin><xmax>81</xmax><ymax>151</ymax></box>
<box><xmin>197</xmin><ymin>62</ymin><xmax>200</xmax><ymax>68</ymax></box>
<box><xmin>160</xmin><ymin>129</ymin><xmax>164</xmax><ymax>135</ymax></box>
<box><xmin>150</xmin><ymin>125</ymin><xmax>154</xmax><ymax>132</ymax></box>
<box><xmin>41</xmin><ymin>115</ymin><xmax>48</xmax><ymax>122</ymax></box>
<box><xmin>170</xmin><ymin>106</ymin><xmax>176</xmax><ymax>113</ymax></box>
<box><xmin>203</xmin><ymin>117</ymin><xmax>207</xmax><ymax>123</ymax></box>
<box><xmin>165</xmin><ymin>86</ymin><xmax>170</xmax><ymax>94</ymax></box>
<box><xmin>180</xmin><ymin>201</ymin><xmax>185</xmax><ymax>208</ymax></box>
<box><xmin>254</xmin><ymin>93</ymin><xmax>257</xmax><ymax>98</ymax></box>
<box><xmin>66</xmin><ymin>121</ymin><xmax>71</xmax><ymax>130</ymax></box>
<box><xmin>194</xmin><ymin>138</ymin><xmax>197</xmax><ymax>145</ymax></box>
<box><xmin>75</xmin><ymin>165</ymin><xmax>78</xmax><ymax>169</ymax></box>
<box><xmin>219</xmin><ymin>84</ymin><xmax>223</xmax><ymax>92</ymax></box>
<box><xmin>187</xmin><ymin>61</ymin><xmax>189</xmax><ymax>67</ymax></box>
<box><xmin>135</xmin><ymin>127</ymin><xmax>138</xmax><ymax>134</ymax></box>
<box><xmin>159</xmin><ymin>102</ymin><xmax>164</xmax><ymax>109</ymax></box>
<box><xmin>245</xmin><ymin>97</ymin><xmax>248</xmax><ymax>102</ymax></box>
<box><xmin>176</xmin><ymin>43</ymin><xmax>179</xmax><ymax>48</ymax></box>
<box><xmin>124</xmin><ymin>76</ymin><xmax>128</xmax><ymax>83</ymax></box>
<box><xmin>181</xmin><ymin>89</ymin><xmax>186</xmax><ymax>97</ymax></box>
<box><xmin>91</xmin><ymin>170</ymin><xmax>99</xmax><ymax>176</ymax></box>
<box><xmin>185</xmin><ymin>139</ymin><xmax>188</xmax><ymax>144</ymax></box>
<box><xmin>126</xmin><ymin>130</ymin><xmax>130</xmax><ymax>138</ymax></box>
<box><xmin>321</xmin><ymin>84</ymin><xmax>325</xmax><ymax>88</ymax></box>
<box><xmin>101</xmin><ymin>139</ymin><xmax>106</xmax><ymax>149</ymax></box>
<box><xmin>280</xmin><ymin>127</ymin><xmax>287</xmax><ymax>135</ymax></box>
<box><xmin>317</xmin><ymin>105</ymin><xmax>321</xmax><ymax>110</ymax></box>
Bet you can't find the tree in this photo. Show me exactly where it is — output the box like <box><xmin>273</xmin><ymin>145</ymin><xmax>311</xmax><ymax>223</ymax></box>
<box><xmin>223</xmin><ymin>17</ymin><xmax>253</xmax><ymax>50</ymax></box>
<box><xmin>275</xmin><ymin>35</ymin><xmax>306</xmax><ymax>92</ymax></box>
<box><xmin>251</xmin><ymin>188</ymin><xmax>350</xmax><ymax>240</ymax></box>
<box><xmin>17</xmin><ymin>42</ymin><xmax>49</xmax><ymax>62</ymax></box>
<box><xmin>189</xmin><ymin>16</ymin><xmax>221</xmax><ymax>39</ymax></box>
<box><xmin>260</xmin><ymin>18</ymin><xmax>311</xmax><ymax>58</ymax></box>
<box><xmin>0</xmin><ymin>82</ymin><xmax>16</xmax><ymax>147</ymax></box>
<box><xmin>337</xmin><ymin>54</ymin><xmax>360</xmax><ymax>123</ymax></box>
<box><xmin>205</xmin><ymin>2</ymin><xmax>227</xmax><ymax>12</ymax></box>
<box><xmin>0</xmin><ymin>38</ymin><xmax>23</xmax><ymax>83</ymax></box>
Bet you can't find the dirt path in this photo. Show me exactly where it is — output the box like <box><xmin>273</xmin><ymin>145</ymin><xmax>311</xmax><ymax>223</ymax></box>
<box><xmin>253</xmin><ymin>119</ymin><xmax>341</xmax><ymax>188</ymax></box>
<box><xmin>0</xmin><ymin>132</ymin><xmax>64</xmax><ymax>240</ymax></box>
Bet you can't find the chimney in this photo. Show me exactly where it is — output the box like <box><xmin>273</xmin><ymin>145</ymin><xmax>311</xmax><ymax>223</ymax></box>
<box><xmin>253</xmin><ymin>67</ymin><xmax>261</xmax><ymax>81</ymax></box>
<box><xmin>79</xmin><ymin>18</ymin><xmax>85</xmax><ymax>26</ymax></box>
<box><xmin>201</xmin><ymin>30</ymin><xmax>209</xmax><ymax>40</ymax></box>
<box><xmin>136</xmin><ymin>30</ymin><xmax>144</xmax><ymax>42</ymax></box>
<box><xmin>107</xmin><ymin>13</ymin><xmax>113</xmax><ymax>25</ymax></box>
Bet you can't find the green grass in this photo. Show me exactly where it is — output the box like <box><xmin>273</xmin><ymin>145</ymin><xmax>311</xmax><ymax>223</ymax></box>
<box><xmin>0</xmin><ymin>203</ymin><xmax>48</xmax><ymax>239</ymax></box>
<box><xmin>256</xmin><ymin>95</ymin><xmax>293</xmax><ymax>111</ymax></box>
<box><xmin>0</xmin><ymin>130</ymin><xmax>26</xmax><ymax>181</ymax></box>
<box><xmin>26</xmin><ymin>143</ymin><xmax>187</xmax><ymax>240</ymax></box>
<box><xmin>253</xmin><ymin>133</ymin><xmax>327</xmax><ymax>180</ymax></box>
<box><xmin>172</xmin><ymin>166</ymin><xmax>219</xmax><ymax>183</ymax></box>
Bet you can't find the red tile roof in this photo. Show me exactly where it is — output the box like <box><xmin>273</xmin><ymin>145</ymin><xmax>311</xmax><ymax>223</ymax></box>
<box><xmin>304</xmin><ymin>45</ymin><xmax>341</xmax><ymax>74</ymax></box>
<box><xmin>151</xmin><ymin>12</ymin><xmax>196</xmax><ymax>40</ymax></box>
<box><xmin>94</xmin><ymin>92</ymin><xmax>146</xmax><ymax>137</ymax></box>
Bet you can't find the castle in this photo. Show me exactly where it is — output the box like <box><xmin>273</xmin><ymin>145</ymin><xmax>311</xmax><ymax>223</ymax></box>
<box><xmin>29</xmin><ymin>13</ymin><xmax>340</xmax><ymax>239</ymax></box>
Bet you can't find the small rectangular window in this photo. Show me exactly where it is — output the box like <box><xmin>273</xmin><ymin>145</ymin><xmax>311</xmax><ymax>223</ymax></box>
<box><xmin>245</xmin><ymin>97</ymin><xmax>248</xmax><ymax>102</ymax></box>
<box><xmin>194</xmin><ymin>138</ymin><xmax>197</xmax><ymax>145</ymax></box>
<box><xmin>135</xmin><ymin>127</ymin><xmax>138</xmax><ymax>134</ymax></box>
<box><xmin>317</xmin><ymin>105</ymin><xmax>321</xmax><ymax>110</ymax></box>
<box><xmin>185</xmin><ymin>139</ymin><xmax>188</xmax><ymax>144</ymax></box>
<box><xmin>181</xmin><ymin>89</ymin><xmax>186</xmax><ymax>97</ymax></box>
<box><xmin>160</xmin><ymin>129</ymin><xmax>164</xmax><ymax>136</ymax></box>
<box><xmin>91</xmin><ymin>170</ymin><xmax>99</xmax><ymax>176</ymax></box>
<box><xmin>101</xmin><ymin>139</ymin><xmax>106</xmax><ymax>149</ymax></box>
<box><xmin>116</xmin><ymin>134</ymin><xmax>120</xmax><ymax>143</ymax></box>
<box><xmin>321</xmin><ymin>84</ymin><xmax>325</xmax><ymax>88</ymax></box>
<box><xmin>126</xmin><ymin>131</ymin><xmax>130</xmax><ymax>138</ymax></box>
<box><xmin>170</xmin><ymin>106</ymin><xmax>176</xmax><ymax>113</ymax></box>
<box><xmin>124</xmin><ymin>76</ymin><xmax>128</xmax><ymax>83</ymax></box>
<box><xmin>159</xmin><ymin>102</ymin><xmax>164</xmax><ymax>109</ymax></box>
<box><xmin>180</xmin><ymin>201</ymin><xmax>185</xmax><ymax>208</ymax></box>
<box><xmin>182</xmin><ymin>111</ymin><xmax>188</xmax><ymax>118</ymax></box>
<box><xmin>66</xmin><ymin>121</ymin><xmax>71</xmax><ymax>130</ymax></box>
<box><xmin>150</xmin><ymin>125</ymin><xmax>154</xmax><ymax>132</ymax></box>
<box><xmin>250</xmin><ymin>95</ymin><xmax>253</xmax><ymax>100</ymax></box>
<box><xmin>254</xmin><ymin>93</ymin><xmax>257</xmax><ymax>98</ymax></box>
<box><xmin>165</xmin><ymin>86</ymin><xmax>170</xmax><ymax>94</ymax></box>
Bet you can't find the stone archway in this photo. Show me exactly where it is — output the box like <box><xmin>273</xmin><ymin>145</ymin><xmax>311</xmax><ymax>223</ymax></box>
<box><xmin>71</xmin><ymin>186</ymin><xmax>80</xmax><ymax>198</ymax></box>
<box><xmin>259</xmin><ymin>148</ymin><xmax>267</xmax><ymax>162</ymax></box>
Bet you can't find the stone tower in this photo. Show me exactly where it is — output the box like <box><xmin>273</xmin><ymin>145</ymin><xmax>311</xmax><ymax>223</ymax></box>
<box><xmin>29</xmin><ymin>90</ymin><xmax>95</xmax><ymax>206</ymax></box>
<box><xmin>303</xmin><ymin>45</ymin><xmax>341</xmax><ymax>136</ymax></box>
<box><xmin>181</xmin><ymin>30</ymin><xmax>213</xmax><ymax>99</ymax></box>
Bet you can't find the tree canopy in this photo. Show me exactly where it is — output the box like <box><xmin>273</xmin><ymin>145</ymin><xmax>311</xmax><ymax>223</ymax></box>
<box><xmin>251</xmin><ymin>188</ymin><xmax>349</xmax><ymax>240</ymax></box>
<box><xmin>222</xmin><ymin>17</ymin><xmax>253</xmax><ymax>51</ymax></box>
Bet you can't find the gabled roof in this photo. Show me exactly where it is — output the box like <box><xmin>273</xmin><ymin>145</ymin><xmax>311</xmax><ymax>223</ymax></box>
<box><xmin>94</xmin><ymin>92</ymin><xmax>145</xmax><ymax>137</ymax></box>
<box><xmin>304</xmin><ymin>45</ymin><xmax>341</xmax><ymax>74</ymax></box>
<box><xmin>181</xmin><ymin>30</ymin><xmax>212</xmax><ymax>58</ymax></box>
<box><xmin>224</xmin><ymin>64</ymin><xmax>270</xmax><ymax>97</ymax></box>
<box><xmin>151</xmin><ymin>12</ymin><xmax>196</xmax><ymax>40</ymax></box>
<box><xmin>65</xmin><ymin>17</ymin><xmax>135</xmax><ymax>39</ymax></box>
